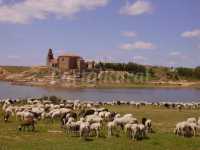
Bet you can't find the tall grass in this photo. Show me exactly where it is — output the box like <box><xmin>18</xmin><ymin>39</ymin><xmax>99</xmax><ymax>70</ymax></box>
<box><xmin>0</xmin><ymin>105</ymin><xmax>200</xmax><ymax>150</ymax></box>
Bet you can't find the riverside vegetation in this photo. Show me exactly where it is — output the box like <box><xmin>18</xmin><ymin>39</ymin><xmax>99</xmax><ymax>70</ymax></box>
<box><xmin>0</xmin><ymin>63</ymin><xmax>200</xmax><ymax>88</ymax></box>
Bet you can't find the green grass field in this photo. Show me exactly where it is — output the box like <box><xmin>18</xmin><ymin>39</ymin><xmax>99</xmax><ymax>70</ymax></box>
<box><xmin>0</xmin><ymin>66</ymin><xmax>31</xmax><ymax>74</ymax></box>
<box><xmin>1</xmin><ymin>105</ymin><xmax>200</xmax><ymax>150</ymax></box>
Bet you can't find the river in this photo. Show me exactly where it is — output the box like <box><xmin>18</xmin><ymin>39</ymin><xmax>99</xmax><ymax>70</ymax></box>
<box><xmin>0</xmin><ymin>81</ymin><xmax>200</xmax><ymax>102</ymax></box>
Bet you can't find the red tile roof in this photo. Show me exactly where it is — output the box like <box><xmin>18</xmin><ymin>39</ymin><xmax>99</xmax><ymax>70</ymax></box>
<box><xmin>50</xmin><ymin>59</ymin><xmax>58</xmax><ymax>64</ymax></box>
<box><xmin>58</xmin><ymin>53</ymin><xmax>81</xmax><ymax>58</ymax></box>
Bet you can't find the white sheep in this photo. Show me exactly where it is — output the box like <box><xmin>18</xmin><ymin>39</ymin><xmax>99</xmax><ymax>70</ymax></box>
<box><xmin>123</xmin><ymin>114</ymin><xmax>133</xmax><ymax>118</ymax></box>
<box><xmin>113</xmin><ymin>116</ymin><xmax>138</xmax><ymax>129</ymax></box>
<box><xmin>80</xmin><ymin>122</ymin><xmax>90</xmax><ymax>138</ymax></box>
<box><xmin>145</xmin><ymin>119</ymin><xmax>152</xmax><ymax>133</ymax></box>
<box><xmin>51</xmin><ymin>110</ymin><xmax>61</xmax><ymax>119</ymax></box>
<box><xmin>98</xmin><ymin>111</ymin><xmax>107</xmax><ymax>118</ymax></box>
<box><xmin>124</xmin><ymin>123</ymin><xmax>134</xmax><ymax>138</ymax></box>
<box><xmin>66</xmin><ymin>121</ymin><xmax>80</xmax><ymax>135</ymax></box>
<box><xmin>104</xmin><ymin>112</ymin><xmax>112</xmax><ymax>121</ymax></box>
<box><xmin>175</xmin><ymin>121</ymin><xmax>194</xmax><ymax>137</ymax></box>
<box><xmin>5</xmin><ymin>106</ymin><xmax>14</xmax><ymax>117</ymax></box>
<box><xmin>198</xmin><ymin>117</ymin><xmax>200</xmax><ymax>126</ymax></box>
<box><xmin>187</xmin><ymin>117</ymin><xmax>197</xmax><ymax>124</ymax></box>
<box><xmin>130</xmin><ymin>124</ymin><xmax>140</xmax><ymax>140</ymax></box>
<box><xmin>90</xmin><ymin>122</ymin><xmax>101</xmax><ymax>137</ymax></box>
<box><xmin>107</xmin><ymin>121</ymin><xmax>116</xmax><ymax>137</ymax></box>
<box><xmin>114</xmin><ymin>113</ymin><xmax>121</xmax><ymax>119</ymax></box>
<box><xmin>86</xmin><ymin>114</ymin><xmax>103</xmax><ymax>124</ymax></box>
<box><xmin>174</xmin><ymin>121</ymin><xmax>187</xmax><ymax>136</ymax></box>
<box><xmin>188</xmin><ymin>122</ymin><xmax>198</xmax><ymax>136</ymax></box>
<box><xmin>138</xmin><ymin>124</ymin><xmax>146</xmax><ymax>138</ymax></box>
<box><xmin>21</xmin><ymin>111</ymin><xmax>34</xmax><ymax>120</ymax></box>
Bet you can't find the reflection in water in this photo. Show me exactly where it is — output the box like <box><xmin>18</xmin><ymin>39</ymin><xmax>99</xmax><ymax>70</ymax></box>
<box><xmin>0</xmin><ymin>81</ymin><xmax>200</xmax><ymax>102</ymax></box>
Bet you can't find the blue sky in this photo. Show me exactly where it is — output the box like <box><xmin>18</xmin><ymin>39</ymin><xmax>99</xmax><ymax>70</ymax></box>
<box><xmin>0</xmin><ymin>0</ymin><xmax>199</xmax><ymax>67</ymax></box>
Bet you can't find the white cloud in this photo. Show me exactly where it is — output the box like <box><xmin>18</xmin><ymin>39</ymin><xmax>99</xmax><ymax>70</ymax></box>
<box><xmin>0</xmin><ymin>0</ymin><xmax>110</xmax><ymax>24</ymax></box>
<box><xmin>169</xmin><ymin>51</ymin><xmax>181</xmax><ymax>56</ymax></box>
<box><xmin>120</xmin><ymin>0</ymin><xmax>153</xmax><ymax>16</ymax></box>
<box><xmin>7</xmin><ymin>55</ymin><xmax>20</xmax><ymax>59</ymax></box>
<box><xmin>181</xmin><ymin>29</ymin><xmax>200</xmax><ymax>38</ymax></box>
<box><xmin>121</xmin><ymin>31</ymin><xmax>137</xmax><ymax>37</ymax></box>
<box><xmin>133</xmin><ymin>56</ymin><xmax>147</xmax><ymax>61</ymax></box>
<box><xmin>169</xmin><ymin>51</ymin><xmax>188</xmax><ymax>59</ymax></box>
<box><xmin>120</xmin><ymin>41</ymin><xmax>156</xmax><ymax>50</ymax></box>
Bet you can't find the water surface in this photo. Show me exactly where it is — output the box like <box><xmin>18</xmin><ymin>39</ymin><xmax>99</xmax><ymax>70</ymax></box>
<box><xmin>0</xmin><ymin>81</ymin><xmax>200</xmax><ymax>102</ymax></box>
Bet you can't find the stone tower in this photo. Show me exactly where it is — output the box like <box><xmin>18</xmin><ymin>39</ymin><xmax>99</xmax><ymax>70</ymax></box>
<box><xmin>47</xmin><ymin>48</ymin><xmax>54</xmax><ymax>66</ymax></box>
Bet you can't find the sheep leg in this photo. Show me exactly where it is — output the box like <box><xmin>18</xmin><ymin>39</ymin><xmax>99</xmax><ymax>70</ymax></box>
<box><xmin>96</xmin><ymin>129</ymin><xmax>99</xmax><ymax>138</ymax></box>
<box><xmin>32</xmin><ymin>124</ymin><xmax>35</xmax><ymax>131</ymax></box>
<box><xmin>80</xmin><ymin>130</ymin><xmax>82</xmax><ymax>138</ymax></box>
<box><xmin>108</xmin><ymin>128</ymin><xmax>112</xmax><ymax>137</ymax></box>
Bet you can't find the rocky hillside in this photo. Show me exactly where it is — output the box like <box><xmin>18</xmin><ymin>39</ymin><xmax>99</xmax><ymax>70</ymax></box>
<box><xmin>0</xmin><ymin>67</ymin><xmax>9</xmax><ymax>79</ymax></box>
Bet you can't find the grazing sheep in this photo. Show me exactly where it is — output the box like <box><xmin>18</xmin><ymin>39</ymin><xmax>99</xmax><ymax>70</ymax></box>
<box><xmin>187</xmin><ymin>117</ymin><xmax>197</xmax><ymax>124</ymax></box>
<box><xmin>174</xmin><ymin>121</ymin><xmax>187</xmax><ymax>136</ymax></box>
<box><xmin>4</xmin><ymin>111</ymin><xmax>10</xmax><ymax>122</ymax></box>
<box><xmin>124</xmin><ymin>123</ymin><xmax>134</xmax><ymax>138</ymax></box>
<box><xmin>80</xmin><ymin>122</ymin><xmax>90</xmax><ymax>138</ymax></box>
<box><xmin>107</xmin><ymin>121</ymin><xmax>116</xmax><ymax>137</ymax></box>
<box><xmin>18</xmin><ymin>117</ymin><xmax>36</xmax><ymax>132</ymax></box>
<box><xmin>174</xmin><ymin>121</ymin><xmax>194</xmax><ymax>137</ymax></box>
<box><xmin>98</xmin><ymin>111</ymin><xmax>107</xmax><ymax>118</ymax></box>
<box><xmin>114</xmin><ymin>113</ymin><xmax>121</xmax><ymax>119</ymax></box>
<box><xmin>86</xmin><ymin>114</ymin><xmax>103</xmax><ymax>124</ymax></box>
<box><xmin>108</xmin><ymin>112</ymin><xmax>117</xmax><ymax>121</ymax></box>
<box><xmin>90</xmin><ymin>122</ymin><xmax>101</xmax><ymax>137</ymax></box>
<box><xmin>198</xmin><ymin>117</ymin><xmax>200</xmax><ymax>126</ymax></box>
<box><xmin>138</xmin><ymin>124</ymin><xmax>146</xmax><ymax>139</ymax></box>
<box><xmin>3</xmin><ymin>107</ymin><xmax>14</xmax><ymax>122</ymax></box>
<box><xmin>145</xmin><ymin>119</ymin><xmax>152</xmax><ymax>133</ymax></box>
<box><xmin>188</xmin><ymin>122</ymin><xmax>198</xmax><ymax>136</ymax></box>
<box><xmin>123</xmin><ymin>114</ymin><xmax>133</xmax><ymax>118</ymax></box>
<box><xmin>66</xmin><ymin>121</ymin><xmax>80</xmax><ymax>135</ymax></box>
<box><xmin>22</xmin><ymin>111</ymin><xmax>34</xmax><ymax>120</ymax></box>
<box><xmin>182</xmin><ymin>124</ymin><xmax>193</xmax><ymax>137</ymax></box>
<box><xmin>51</xmin><ymin>110</ymin><xmax>61</xmax><ymax>120</ymax></box>
<box><xmin>67</xmin><ymin>117</ymin><xmax>75</xmax><ymax>124</ymax></box>
<box><xmin>61</xmin><ymin>112</ymin><xmax>77</xmax><ymax>127</ymax></box>
<box><xmin>104</xmin><ymin>112</ymin><xmax>112</xmax><ymax>121</ymax></box>
<box><xmin>113</xmin><ymin>116</ymin><xmax>138</xmax><ymax>130</ymax></box>
<box><xmin>130</xmin><ymin>124</ymin><xmax>140</xmax><ymax>140</ymax></box>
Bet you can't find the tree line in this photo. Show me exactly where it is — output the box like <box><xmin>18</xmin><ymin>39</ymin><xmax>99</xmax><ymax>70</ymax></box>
<box><xmin>176</xmin><ymin>67</ymin><xmax>200</xmax><ymax>79</ymax></box>
<box><xmin>95</xmin><ymin>62</ymin><xmax>200</xmax><ymax>80</ymax></box>
<box><xmin>95</xmin><ymin>62</ymin><xmax>146</xmax><ymax>74</ymax></box>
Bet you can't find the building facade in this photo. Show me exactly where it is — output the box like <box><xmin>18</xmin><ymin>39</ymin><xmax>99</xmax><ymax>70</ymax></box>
<box><xmin>47</xmin><ymin>49</ymin><xmax>94</xmax><ymax>73</ymax></box>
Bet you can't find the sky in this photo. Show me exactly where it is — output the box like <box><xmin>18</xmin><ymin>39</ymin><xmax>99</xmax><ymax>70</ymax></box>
<box><xmin>0</xmin><ymin>0</ymin><xmax>199</xmax><ymax>67</ymax></box>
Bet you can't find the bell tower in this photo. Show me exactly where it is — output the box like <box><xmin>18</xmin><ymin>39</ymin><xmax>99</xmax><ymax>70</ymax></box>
<box><xmin>47</xmin><ymin>48</ymin><xmax>54</xmax><ymax>66</ymax></box>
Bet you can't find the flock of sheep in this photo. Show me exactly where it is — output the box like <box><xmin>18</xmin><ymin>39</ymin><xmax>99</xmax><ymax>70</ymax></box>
<box><xmin>175</xmin><ymin>117</ymin><xmax>200</xmax><ymax>137</ymax></box>
<box><xmin>1</xmin><ymin>96</ymin><xmax>200</xmax><ymax>140</ymax></box>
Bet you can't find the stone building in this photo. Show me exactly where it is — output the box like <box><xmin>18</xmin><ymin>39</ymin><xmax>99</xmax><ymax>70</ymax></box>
<box><xmin>47</xmin><ymin>49</ymin><xmax>95</xmax><ymax>73</ymax></box>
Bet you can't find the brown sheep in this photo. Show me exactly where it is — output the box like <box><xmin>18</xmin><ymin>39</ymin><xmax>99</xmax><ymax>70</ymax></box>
<box><xmin>18</xmin><ymin>117</ymin><xmax>36</xmax><ymax>131</ymax></box>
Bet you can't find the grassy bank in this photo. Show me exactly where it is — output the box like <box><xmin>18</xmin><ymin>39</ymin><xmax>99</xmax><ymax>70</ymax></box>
<box><xmin>0</xmin><ymin>66</ymin><xmax>31</xmax><ymax>74</ymax></box>
<box><xmin>95</xmin><ymin>83</ymin><xmax>183</xmax><ymax>89</ymax></box>
<box><xmin>1</xmin><ymin>105</ymin><xmax>200</xmax><ymax>150</ymax></box>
